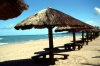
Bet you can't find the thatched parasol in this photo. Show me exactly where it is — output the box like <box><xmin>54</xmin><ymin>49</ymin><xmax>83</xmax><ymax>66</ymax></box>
<box><xmin>82</xmin><ymin>25</ymin><xmax>100</xmax><ymax>41</ymax></box>
<box><xmin>15</xmin><ymin>7</ymin><xmax>89</xmax><ymax>60</ymax></box>
<box><xmin>14</xmin><ymin>7</ymin><xmax>91</xmax><ymax>30</ymax></box>
<box><xmin>55</xmin><ymin>25</ymin><xmax>94</xmax><ymax>50</ymax></box>
<box><xmin>55</xmin><ymin>24</ymin><xmax>100</xmax><ymax>49</ymax></box>
<box><xmin>0</xmin><ymin>0</ymin><xmax>28</xmax><ymax>20</ymax></box>
<box><xmin>55</xmin><ymin>27</ymin><xmax>82</xmax><ymax>50</ymax></box>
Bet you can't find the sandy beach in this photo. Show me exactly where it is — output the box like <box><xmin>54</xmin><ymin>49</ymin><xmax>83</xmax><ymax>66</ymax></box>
<box><xmin>0</xmin><ymin>36</ymin><xmax>100</xmax><ymax>66</ymax></box>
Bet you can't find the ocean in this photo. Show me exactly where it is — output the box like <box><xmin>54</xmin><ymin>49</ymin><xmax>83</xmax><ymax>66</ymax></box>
<box><xmin>0</xmin><ymin>32</ymin><xmax>82</xmax><ymax>45</ymax></box>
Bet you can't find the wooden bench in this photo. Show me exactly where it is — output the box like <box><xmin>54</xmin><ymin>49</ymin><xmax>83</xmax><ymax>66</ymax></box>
<box><xmin>31</xmin><ymin>53</ymin><xmax>55</xmax><ymax>65</ymax></box>
<box><xmin>84</xmin><ymin>40</ymin><xmax>89</xmax><ymax>45</ymax></box>
<box><xmin>32</xmin><ymin>51</ymin><xmax>49</xmax><ymax>59</ymax></box>
<box><xmin>54</xmin><ymin>53</ymin><xmax>69</xmax><ymax>59</ymax></box>
<box><xmin>31</xmin><ymin>51</ymin><xmax>69</xmax><ymax>65</ymax></box>
<box><xmin>44</xmin><ymin>48</ymin><xmax>59</xmax><ymax>51</ymax></box>
<box><xmin>64</xmin><ymin>43</ymin><xmax>72</xmax><ymax>50</ymax></box>
<box><xmin>79</xmin><ymin>38</ymin><xmax>89</xmax><ymax>45</ymax></box>
<box><xmin>32</xmin><ymin>50</ymin><xmax>69</xmax><ymax>59</ymax></box>
<box><xmin>76</xmin><ymin>40</ymin><xmax>84</xmax><ymax>44</ymax></box>
<box><xmin>64</xmin><ymin>43</ymin><xmax>83</xmax><ymax>50</ymax></box>
<box><xmin>74</xmin><ymin>43</ymin><xmax>83</xmax><ymax>50</ymax></box>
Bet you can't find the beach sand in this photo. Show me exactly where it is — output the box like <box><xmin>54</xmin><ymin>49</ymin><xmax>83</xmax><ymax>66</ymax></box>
<box><xmin>0</xmin><ymin>36</ymin><xmax>100</xmax><ymax>66</ymax></box>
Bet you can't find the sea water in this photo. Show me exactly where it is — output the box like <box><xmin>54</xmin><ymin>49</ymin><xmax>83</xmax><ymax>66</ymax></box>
<box><xmin>0</xmin><ymin>32</ymin><xmax>82</xmax><ymax>45</ymax></box>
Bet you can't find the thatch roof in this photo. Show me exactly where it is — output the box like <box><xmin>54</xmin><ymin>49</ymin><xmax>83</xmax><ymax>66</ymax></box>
<box><xmin>82</xmin><ymin>24</ymin><xmax>100</xmax><ymax>32</ymax></box>
<box><xmin>55</xmin><ymin>25</ymin><xmax>99</xmax><ymax>32</ymax></box>
<box><xmin>0</xmin><ymin>0</ymin><xmax>28</xmax><ymax>20</ymax></box>
<box><xmin>15</xmin><ymin>7</ymin><xmax>89</xmax><ymax>30</ymax></box>
<box><xmin>55</xmin><ymin>21</ymin><xmax>96</xmax><ymax>32</ymax></box>
<box><xmin>89</xmin><ymin>27</ymin><xmax>100</xmax><ymax>32</ymax></box>
<box><xmin>55</xmin><ymin>26</ymin><xmax>87</xmax><ymax>32</ymax></box>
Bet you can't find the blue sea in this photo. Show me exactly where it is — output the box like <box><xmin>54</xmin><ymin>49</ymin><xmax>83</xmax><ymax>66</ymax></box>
<box><xmin>0</xmin><ymin>32</ymin><xmax>82</xmax><ymax>45</ymax></box>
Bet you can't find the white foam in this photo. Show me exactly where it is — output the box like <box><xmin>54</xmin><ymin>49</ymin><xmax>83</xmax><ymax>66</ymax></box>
<box><xmin>67</xmin><ymin>36</ymin><xmax>70</xmax><ymax>37</ymax></box>
<box><xmin>29</xmin><ymin>40</ymin><xmax>34</xmax><ymax>42</ymax></box>
<box><xmin>0</xmin><ymin>43</ymin><xmax>8</xmax><ymax>45</ymax></box>
<box><xmin>63</xmin><ymin>36</ymin><xmax>67</xmax><ymax>37</ymax></box>
<box><xmin>0</xmin><ymin>38</ymin><xmax>3</xmax><ymax>40</ymax></box>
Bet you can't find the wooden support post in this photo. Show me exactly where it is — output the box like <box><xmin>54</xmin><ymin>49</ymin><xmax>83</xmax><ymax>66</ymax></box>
<box><xmin>86</xmin><ymin>32</ymin><xmax>89</xmax><ymax>41</ymax></box>
<box><xmin>72</xmin><ymin>31</ymin><xmax>76</xmax><ymax>50</ymax></box>
<box><xmin>91</xmin><ymin>32</ymin><xmax>93</xmax><ymax>41</ymax></box>
<box><xmin>48</xmin><ymin>26</ymin><xmax>54</xmax><ymax>60</ymax></box>
<box><xmin>82</xmin><ymin>31</ymin><xmax>84</xmax><ymax>44</ymax></box>
<box><xmin>93</xmin><ymin>32</ymin><xmax>95</xmax><ymax>39</ymax></box>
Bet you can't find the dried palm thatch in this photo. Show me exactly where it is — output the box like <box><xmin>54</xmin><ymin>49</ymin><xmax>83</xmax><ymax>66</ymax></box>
<box><xmin>15</xmin><ymin>7</ymin><xmax>89</xmax><ymax>30</ymax></box>
<box><xmin>55</xmin><ymin>26</ymin><xmax>86</xmax><ymax>32</ymax></box>
<box><xmin>83</xmin><ymin>25</ymin><xmax>100</xmax><ymax>32</ymax></box>
<box><xmin>55</xmin><ymin>22</ymin><xmax>99</xmax><ymax>32</ymax></box>
<box><xmin>97</xmin><ymin>28</ymin><xmax>100</xmax><ymax>32</ymax></box>
<box><xmin>0</xmin><ymin>0</ymin><xmax>28</xmax><ymax>20</ymax></box>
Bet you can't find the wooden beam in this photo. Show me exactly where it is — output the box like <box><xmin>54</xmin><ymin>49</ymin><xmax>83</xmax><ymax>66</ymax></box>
<box><xmin>48</xmin><ymin>26</ymin><xmax>54</xmax><ymax>60</ymax></box>
<box><xmin>72</xmin><ymin>31</ymin><xmax>76</xmax><ymax>50</ymax></box>
<box><xmin>91</xmin><ymin>32</ymin><xmax>93</xmax><ymax>41</ymax></box>
<box><xmin>86</xmin><ymin>32</ymin><xmax>89</xmax><ymax>40</ymax></box>
<box><xmin>82</xmin><ymin>31</ymin><xmax>84</xmax><ymax>43</ymax></box>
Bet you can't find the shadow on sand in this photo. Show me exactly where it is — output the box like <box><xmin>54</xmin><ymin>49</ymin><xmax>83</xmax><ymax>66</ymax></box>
<box><xmin>81</xmin><ymin>63</ymin><xmax>100</xmax><ymax>66</ymax></box>
<box><xmin>0</xmin><ymin>45</ymin><xmax>81</xmax><ymax>66</ymax></box>
<box><xmin>0</xmin><ymin>59</ymin><xmax>50</xmax><ymax>66</ymax></box>
<box><xmin>92</xmin><ymin>56</ymin><xmax>100</xmax><ymax>58</ymax></box>
<box><xmin>97</xmin><ymin>50</ymin><xmax>100</xmax><ymax>51</ymax></box>
<box><xmin>0</xmin><ymin>48</ymin><xmax>70</xmax><ymax>66</ymax></box>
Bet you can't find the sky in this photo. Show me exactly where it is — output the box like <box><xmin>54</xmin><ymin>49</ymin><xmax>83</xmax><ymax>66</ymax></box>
<box><xmin>0</xmin><ymin>0</ymin><xmax>100</xmax><ymax>36</ymax></box>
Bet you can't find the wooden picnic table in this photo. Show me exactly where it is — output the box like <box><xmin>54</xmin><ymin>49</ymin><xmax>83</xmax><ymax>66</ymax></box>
<box><xmin>32</xmin><ymin>50</ymin><xmax>69</xmax><ymax>65</ymax></box>
<box><xmin>64</xmin><ymin>43</ymin><xmax>83</xmax><ymax>50</ymax></box>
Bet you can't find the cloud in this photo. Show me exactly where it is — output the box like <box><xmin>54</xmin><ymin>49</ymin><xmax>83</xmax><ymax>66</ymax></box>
<box><xmin>94</xmin><ymin>7</ymin><xmax>100</xmax><ymax>16</ymax></box>
<box><xmin>86</xmin><ymin>20</ymin><xmax>94</xmax><ymax>25</ymax></box>
<box><xmin>86</xmin><ymin>20</ymin><xmax>99</xmax><ymax>26</ymax></box>
<box><xmin>6</xmin><ymin>24</ymin><xmax>14</xmax><ymax>29</ymax></box>
<box><xmin>0</xmin><ymin>24</ymin><xmax>14</xmax><ymax>30</ymax></box>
